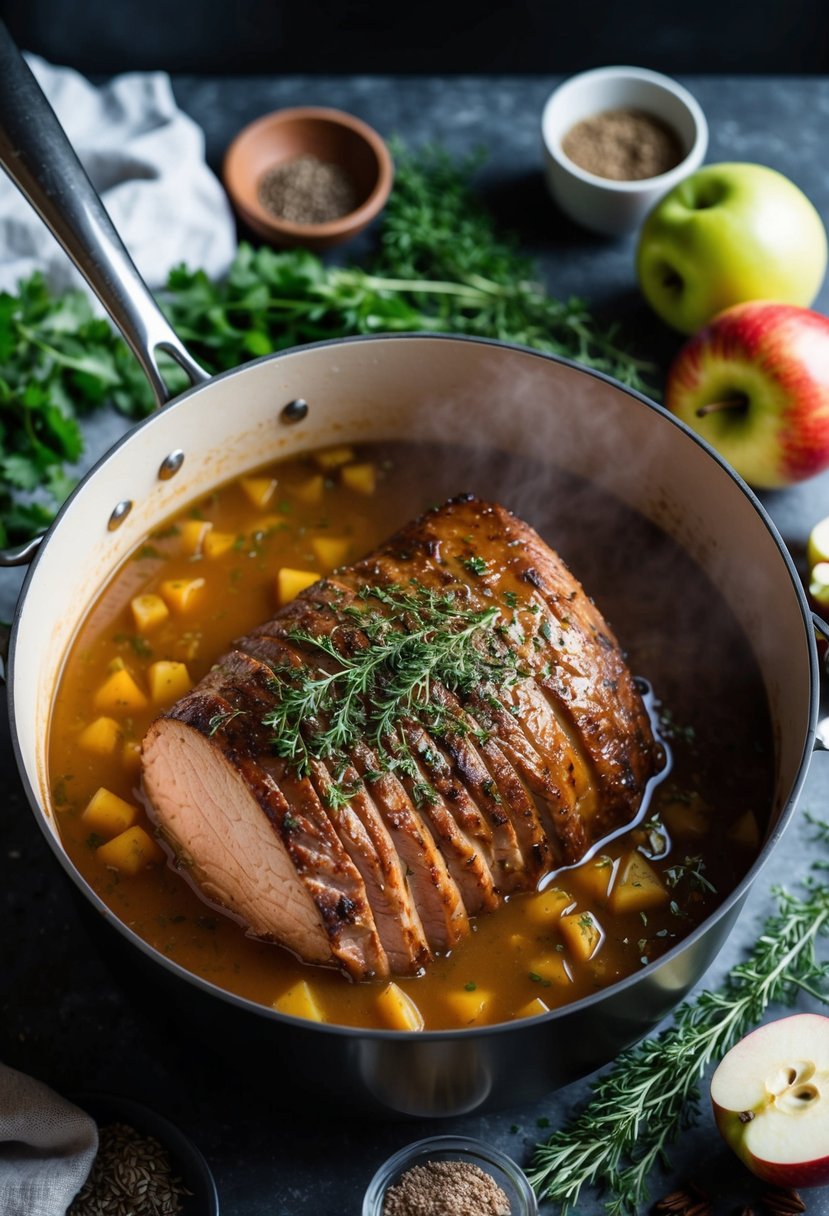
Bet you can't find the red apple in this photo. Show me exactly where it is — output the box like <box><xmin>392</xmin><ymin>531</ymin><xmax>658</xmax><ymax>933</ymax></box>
<box><xmin>710</xmin><ymin>1013</ymin><xmax>829</xmax><ymax>1187</ymax></box>
<box><xmin>664</xmin><ymin>302</ymin><xmax>829</xmax><ymax>488</ymax></box>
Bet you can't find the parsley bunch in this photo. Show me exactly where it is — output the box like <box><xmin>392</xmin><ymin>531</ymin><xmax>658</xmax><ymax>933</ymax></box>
<box><xmin>0</xmin><ymin>144</ymin><xmax>653</xmax><ymax>545</ymax></box>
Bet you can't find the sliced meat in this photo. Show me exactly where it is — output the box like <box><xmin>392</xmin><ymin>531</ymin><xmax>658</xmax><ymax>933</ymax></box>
<box><xmin>141</xmin><ymin>495</ymin><xmax>661</xmax><ymax>979</ymax></box>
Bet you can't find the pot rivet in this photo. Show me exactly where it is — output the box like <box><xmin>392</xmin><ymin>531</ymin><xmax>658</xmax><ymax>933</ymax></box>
<box><xmin>158</xmin><ymin>449</ymin><xmax>185</xmax><ymax>480</ymax></box>
<box><xmin>281</xmin><ymin>398</ymin><xmax>309</xmax><ymax>424</ymax></box>
<box><xmin>108</xmin><ymin>500</ymin><xmax>133</xmax><ymax>531</ymax></box>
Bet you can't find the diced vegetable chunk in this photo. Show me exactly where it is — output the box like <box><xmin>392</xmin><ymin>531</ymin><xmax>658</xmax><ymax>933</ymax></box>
<box><xmin>445</xmin><ymin>986</ymin><xmax>492</xmax><ymax>1026</ymax></box>
<box><xmin>662</xmin><ymin>795</ymin><xmax>711</xmax><ymax>840</ymax></box>
<box><xmin>311</xmin><ymin>536</ymin><xmax>350</xmax><ymax>570</ymax></box>
<box><xmin>203</xmin><ymin>530</ymin><xmax>237</xmax><ymax>559</ymax></box>
<box><xmin>728</xmin><ymin>810</ymin><xmax>761</xmax><ymax>850</ymax></box>
<box><xmin>251</xmin><ymin>514</ymin><xmax>286</xmax><ymax>536</ymax></box>
<box><xmin>96</xmin><ymin>825</ymin><xmax>163</xmax><ymax>874</ymax></box>
<box><xmin>574</xmin><ymin>854</ymin><xmax>617</xmax><ymax>904</ymax></box>
<box><xmin>292</xmin><ymin>475</ymin><xmax>324</xmax><ymax>505</ymax></box>
<box><xmin>82</xmin><ymin>787</ymin><xmax>138</xmax><ymax>838</ymax></box>
<box><xmin>514</xmin><ymin>997</ymin><xmax>550</xmax><ymax>1019</ymax></box>
<box><xmin>530</xmin><ymin>952</ymin><xmax>572</xmax><ymax>985</ymax></box>
<box><xmin>523</xmin><ymin>887</ymin><xmax>574</xmax><ymax>926</ymax></box>
<box><xmin>179</xmin><ymin>519</ymin><xmax>211</xmax><ymax>555</ymax></box>
<box><xmin>148</xmin><ymin>660</ymin><xmax>192</xmax><ymax>705</ymax></box>
<box><xmin>78</xmin><ymin>716</ymin><xmax>122</xmax><ymax>755</ymax></box>
<box><xmin>313</xmin><ymin>445</ymin><xmax>355</xmax><ymax>471</ymax></box>
<box><xmin>341</xmin><ymin>462</ymin><xmax>376</xmax><ymax>495</ymax></box>
<box><xmin>608</xmin><ymin>852</ymin><xmax>669</xmax><ymax>915</ymax></box>
<box><xmin>160</xmin><ymin>578</ymin><xmax>205</xmax><ymax>614</ymax></box>
<box><xmin>376</xmin><ymin>982</ymin><xmax>425</xmax><ymax>1031</ymax></box>
<box><xmin>130</xmin><ymin>593</ymin><xmax>169</xmax><ymax>632</ymax></box>
<box><xmin>240</xmin><ymin>476</ymin><xmax>277</xmax><ymax>508</ymax></box>
<box><xmin>277</xmin><ymin>567</ymin><xmax>319</xmax><ymax>605</ymax></box>
<box><xmin>559</xmin><ymin>910</ymin><xmax>603</xmax><ymax>961</ymax></box>
<box><xmin>122</xmin><ymin>740</ymin><xmax>142</xmax><ymax>773</ymax></box>
<box><xmin>94</xmin><ymin>667</ymin><xmax>148</xmax><ymax>713</ymax></box>
<box><xmin>272</xmin><ymin>980</ymin><xmax>326</xmax><ymax>1022</ymax></box>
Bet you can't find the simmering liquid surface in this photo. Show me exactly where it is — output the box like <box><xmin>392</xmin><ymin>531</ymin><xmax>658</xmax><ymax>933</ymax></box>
<box><xmin>47</xmin><ymin>441</ymin><xmax>774</xmax><ymax>1029</ymax></box>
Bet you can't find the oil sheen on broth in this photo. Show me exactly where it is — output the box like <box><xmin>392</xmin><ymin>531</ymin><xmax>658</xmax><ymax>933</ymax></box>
<box><xmin>47</xmin><ymin>441</ymin><xmax>774</xmax><ymax>1031</ymax></box>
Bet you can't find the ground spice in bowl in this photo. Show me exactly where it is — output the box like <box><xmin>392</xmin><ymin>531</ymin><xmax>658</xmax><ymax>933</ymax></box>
<box><xmin>68</xmin><ymin>1121</ymin><xmax>190</xmax><ymax>1216</ymax></box>
<box><xmin>562</xmin><ymin>108</ymin><xmax>683</xmax><ymax>180</ymax></box>
<box><xmin>258</xmin><ymin>154</ymin><xmax>358</xmax><ymax>224</ymax></box>
<box><xmin>383</xmin><ymin>1159</ymin><xmax>511</xmax><ymax>1216</ymax></box>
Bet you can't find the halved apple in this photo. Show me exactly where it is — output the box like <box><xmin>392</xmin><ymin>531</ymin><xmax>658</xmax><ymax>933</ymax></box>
<box><xmin>710</xmin><ymin>1013</ymin><xmax>829</xmax><ymax>1187</ymax></box>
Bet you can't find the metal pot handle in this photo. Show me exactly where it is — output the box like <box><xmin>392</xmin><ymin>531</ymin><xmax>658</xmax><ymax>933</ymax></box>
<box><xmin>0</xmin><ymin>22</ymin><xmax>209</xmax><ymax>409</ymax></box>
<box><xmin>0</xmin><ymin>22</ymin><xmax>211</xmax><ymax>569</ymax></box>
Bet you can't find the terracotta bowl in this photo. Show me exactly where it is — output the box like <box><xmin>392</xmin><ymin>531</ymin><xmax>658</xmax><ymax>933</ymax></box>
<box><xmin>223</xmin><ymin>106</ymin><xmax>394</xmax><ymax>251</ymax></box>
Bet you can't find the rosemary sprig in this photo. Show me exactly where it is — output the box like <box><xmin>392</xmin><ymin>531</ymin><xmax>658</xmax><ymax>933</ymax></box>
<box><xmin>262</xmin><ymin>582</ymin><xmax>508</xmax><ymax>779</ymax></box>
<box><xmin>529</xmin><ymin>880</ymin><xmax>829</xmax><ymax>1214</ymax></box>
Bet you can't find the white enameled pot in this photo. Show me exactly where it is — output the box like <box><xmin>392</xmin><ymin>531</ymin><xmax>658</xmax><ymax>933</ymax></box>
<box><xmin>0</xmin><ymin>28</ymin><xmax>823</xmax><ymax>1116</ymax></box>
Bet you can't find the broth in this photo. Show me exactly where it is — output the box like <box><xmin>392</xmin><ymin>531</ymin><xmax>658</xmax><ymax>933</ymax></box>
<box><xmin>47</xmin><ymin>441</ymin><xmax>774</xmax><ymax>1030</ymax></box>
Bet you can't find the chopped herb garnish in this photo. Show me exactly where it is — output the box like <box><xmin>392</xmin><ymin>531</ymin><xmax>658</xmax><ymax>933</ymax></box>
<box><xmin>207</xmin><ymin>708</ymin><xmax>245</xmax><ymax>736</ymax></box>
<box><xmin>463</xmin><ymin>554</ymin><xmax>488</xmax><ymax>577</ymax></box>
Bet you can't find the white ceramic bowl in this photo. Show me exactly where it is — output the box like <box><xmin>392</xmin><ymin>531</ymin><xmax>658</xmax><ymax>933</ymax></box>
<box><xmin>541</xmin><ymin>65</ymin><xmax>708</xmax><ymax>236</ymax></box>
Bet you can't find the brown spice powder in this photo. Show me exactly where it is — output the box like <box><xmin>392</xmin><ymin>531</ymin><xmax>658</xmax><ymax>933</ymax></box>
<box><xmin>258</xmin><ymin>154</ymin><xmax>358</xmax><ymax>225</ymax></box>
<box><xmin>562</xmin><ymin>108</ymin><xmax>683</xmax><ymax>181</ymax></box>
<box><xmin>383</xmin><ymin>1159</ymin><xmax>511</xmax><ymax>1216</ymax></box>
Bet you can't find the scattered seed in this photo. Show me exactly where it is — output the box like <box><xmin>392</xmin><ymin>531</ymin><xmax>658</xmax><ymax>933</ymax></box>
<box><xmin>68</xmin><ymin>1121</ymin><xmax>191</xmax><ymax>1216</ymax></box>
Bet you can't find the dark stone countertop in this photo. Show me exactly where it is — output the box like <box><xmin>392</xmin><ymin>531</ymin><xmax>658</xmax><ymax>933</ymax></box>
<box><xmin>2</xmin><ymin>74</ymin><xmax>829</xmax><ymax>1215</ymax></box>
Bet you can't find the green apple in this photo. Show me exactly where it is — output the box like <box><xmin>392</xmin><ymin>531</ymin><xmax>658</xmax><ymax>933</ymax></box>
<box><xmin>665</xmin><ymin>301</ymin><xmax>829</xmax><ymax>488</ymax></box>
<box><xmin>711</xmin><ymin>1014</ymin><xmax>829</xmax><ymax>1188</ymax></box>
<box><xmin>636</xmin><ymin>163</ymin><xmax>827</xmax><ymax>333</ymax></box>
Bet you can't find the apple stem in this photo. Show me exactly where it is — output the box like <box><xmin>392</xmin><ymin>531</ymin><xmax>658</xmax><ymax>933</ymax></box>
<box><xmin>695</xmin><ymin>393</ymin><xmax>749</xmax><ymax>419</ymax></box>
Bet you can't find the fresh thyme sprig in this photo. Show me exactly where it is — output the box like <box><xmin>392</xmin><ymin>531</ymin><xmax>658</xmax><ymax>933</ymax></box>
<box><xmin>262</xmin><ymin>582</ymin><xmax>509</xmax><ymax>780</ymax></box>
<box><xmin>528</xmin><ymin>880</ymin><xmax>829</xmax><ymax>1214</ymax></box>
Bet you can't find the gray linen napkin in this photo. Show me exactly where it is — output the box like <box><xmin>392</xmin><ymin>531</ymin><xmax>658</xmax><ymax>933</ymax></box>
<box><xmin>0</xmin><ymin>54</ymin><xmax>236</xmax><ymax>295</ymax></box>
<box><xmin>0</xmin><ymin>1061</ymin><xmax>97</xmax><ymax>1215</ymax></box>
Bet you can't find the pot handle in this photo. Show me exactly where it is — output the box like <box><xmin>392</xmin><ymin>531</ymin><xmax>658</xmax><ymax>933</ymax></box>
<box><xmin>814</xmin><ymin>611</ymin><xmax>829</xmax><ymax>752</ymax></box>
<box><xmin>0</xmin><ymin>22</ymin><xmax>209</xmax><ymax>410</ymax></box>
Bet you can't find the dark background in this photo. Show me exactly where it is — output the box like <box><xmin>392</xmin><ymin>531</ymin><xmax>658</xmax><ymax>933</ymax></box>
<box><xmin>1</xmin><ymin>0</ymin><xmax>828</xmax><ymax>74</ymax></box>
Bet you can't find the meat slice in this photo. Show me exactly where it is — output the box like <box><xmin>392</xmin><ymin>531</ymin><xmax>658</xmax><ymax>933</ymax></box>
<box><xmin>141</xmin><ymin>495</ymin><xmax>661</xmax><ymax>979</ymax></box>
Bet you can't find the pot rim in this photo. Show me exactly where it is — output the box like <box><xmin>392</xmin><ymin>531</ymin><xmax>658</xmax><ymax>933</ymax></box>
<box><xmin>8</xmin><ymin>331</ymin><xmax>820</xmax><ymax>1042</ymax></box>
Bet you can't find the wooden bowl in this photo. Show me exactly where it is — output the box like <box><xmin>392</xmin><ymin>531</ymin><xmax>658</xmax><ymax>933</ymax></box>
<box><xmin>223</xmin><ymin>106</ymin><xmax>393</xmax><ymax>250</ymax></box>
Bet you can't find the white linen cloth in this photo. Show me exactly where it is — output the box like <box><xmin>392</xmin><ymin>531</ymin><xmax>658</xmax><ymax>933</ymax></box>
<box><xmin>0</xmin><ymin>54</ymin><xmax>236</xmax><ymax>295</ymax></box>
<box><xmin>0</xmin><ymin>1061</ymin><xmax>97</xmax><ymax>1215</ymax></box>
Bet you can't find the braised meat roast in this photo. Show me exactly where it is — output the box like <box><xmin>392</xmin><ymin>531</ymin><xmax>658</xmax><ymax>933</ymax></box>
<box><xmin>141</xmin><ymin>496</ymin><xmax>662</xmax><ymax>981</ymax></box>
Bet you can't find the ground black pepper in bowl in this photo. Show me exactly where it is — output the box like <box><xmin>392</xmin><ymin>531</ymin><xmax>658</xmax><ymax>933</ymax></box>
<box><xmin>258</xmin><ymin>154</ymin><xmax>358</xmax><ymax>224</ymax></box>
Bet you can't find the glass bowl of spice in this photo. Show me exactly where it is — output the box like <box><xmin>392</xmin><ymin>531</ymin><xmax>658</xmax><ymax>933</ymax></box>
<box><xmin>70</xmin><ymin>1093</ymin><xmax>219</xmax><ymax>1216</ymax></box>
<box><xmin>362</xmin><ymin>1135</ymin><xmax>538</xmax><ymax>1216</ymax></box>
<box><xmin>223</xmin><ymin>105</ymin><xmax>393</xmax><ymax>251</ymax></box>
<box><xmin>541</xmin><ymin>65</ymin><xmax>707</xmax><ymax>236</ymax></box>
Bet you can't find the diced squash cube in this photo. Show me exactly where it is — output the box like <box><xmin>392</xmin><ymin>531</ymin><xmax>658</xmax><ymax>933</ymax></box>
<box><xmin>514</xmin><ymin>997</ymin><xmax>550</xmax><ymax>1019</ymax></box>
<box><xmin>160</xmin><ymin>578</ymin><xmax>205</xmax><ymax>614</ymax></box>
<box><xmin>445</xmin><ymin>986</ymin><xmax>492</xmax><ymax>1026</ymax></box>
<box><xmin>376</xmin><ymin>982</ymin><xmax>425</xmax><ymax>1031</ymax></box>
<box><xmin>523</xmin><ymin>887</ymin><xmax>574</xmax><ymax>927</ymax></box>
<box><xmin>530</xmin><ymin>952</ymin><xmax>572</xmax><ymax>985</ymax></box>
<box><xmin>313</xmin><ymin>445</ymin><xmax>355</xmax><ymax>471</ymax></box>
<box><xmin>508</xmin><ymin>932</ymin><xmax>529</xmax><ymax>954</ymax></box>
<box><xmin>662</xmin><ymin>795</ymin><xmax>711</xmax><ymax>841</ymax></box>
<box><xmin>311</xmin><ymin>536</ymin><xmax>350</xmax><ymax>570</ymax></box>
<box><xmin>202</xmin><ymin>530</ymin><xmax>237</xmax><ymax>559</ymax></box>
<box><xmin>292</xmin><ymin>474</ymin><xmax>324</xmax><ymax>505</ymax></box>
<box><xmin>341</xmin><ymin>462</ymin><xmax>376</xmax><ymax>495</ymax></box>
<box><xmin>78</xmin><ymin>716</ymin><xmax>122</xmax><ymax>756</ymax></box>
<box><xmin>728</xmin><ymin>810</ymin><xmax>761</xmax><ymax>850</ymax></box>
<box><xmin>82</xmin><ymin>787</ymin><xmax>138</xmax><ymax>838</ymax></box>
<box><xmin>272</xmin><ymin>980</ymin><xmax>326</xmax><ymax>1022</ymax></box>
<box><xmin>277</xmin><ymin>567</ymin><xmax>319</xmax><ymax>605</ymax></box>
<box><xmin>251</xmin><ymin>514</ymin><xmax>286</xmax><ymax>536</ymax></box>
<box><xmin>240</xmin><ymin>476</ymin><xmax>277</xmax><ymax>509</ymax></box>
<box><xmin>96</xmin><ymin>825</ymin><xmax>163</xmax><ymax>875</ymax></box>
<box><xmin>179</xmin><ymin>519</ymin><xmax>211</xmax><ymax>555</ymax></box>
<box><xmin>130</xmin><ymin>593</ymin><xmax>170</xmax><ymax>633</ymax></box>
<box><xmin>94</xmin><ymin>667</ymin><xmax>148</xmax><ymax>713</ymax></box>
<box><xmin>122</xmin><ymin>740</ymin><xmax>142</xmax><ymax>773</ymax></box>
<box><xmin>574</xmin><ymin>854</ymin><xmax>618</xmax><ymax>904</ymax></box>
<box><xmin>148</xmin><ymin>660</ymin><xmax>192</xmax><ymax>705</ymax></box>
<box><xmin>559</xmin><ymin>910</ymin><xmax>603</xmax><ymax>962</ymax></box>
<box><xmin>609</xmin><ymin>852</ymin><xmax>669</xmax><ymax>915</ymax></box>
